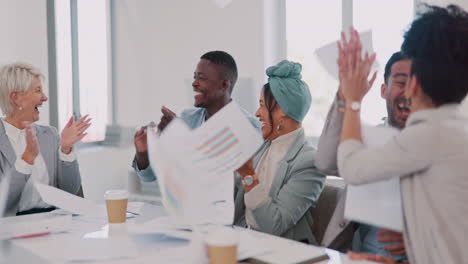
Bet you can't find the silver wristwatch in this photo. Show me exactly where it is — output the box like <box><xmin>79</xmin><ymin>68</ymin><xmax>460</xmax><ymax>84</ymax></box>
<box><xmin>243</xmin><ymin>175</ymin><xmax>254</xmax><ymax>186</ymax></box>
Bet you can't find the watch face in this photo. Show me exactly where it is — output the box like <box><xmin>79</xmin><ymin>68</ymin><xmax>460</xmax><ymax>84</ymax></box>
<box><xmin>351</xmin><ymin>101</ymin><xmax>361</xmax><ymax>110</ymax></box>
<box><xmin>244</xmin><ymin>175</ymin><xmax>253</xmax><ymax>186</ymax></box>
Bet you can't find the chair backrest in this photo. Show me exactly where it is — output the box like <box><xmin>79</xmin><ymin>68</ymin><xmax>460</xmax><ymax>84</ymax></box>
<box><xmin>76</xmin><ymin>185</ymin><xmax>84</xmax><ymax>198</ymax></box>
<box><xmin>310</xmin><ymin>183</ymin><xmax>343</xmax><ymax>245</ymax></box>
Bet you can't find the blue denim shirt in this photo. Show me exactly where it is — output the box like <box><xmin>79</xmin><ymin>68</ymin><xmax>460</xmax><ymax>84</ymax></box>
<box><xmin>355</xmin><ymin>224</ymin><xmax>408</xmax><ymax>262</ymax></box>
<box><xmin>132</xmin><ymin>105</ymin><xmax>261</xmax><ymax>182</ymax></box>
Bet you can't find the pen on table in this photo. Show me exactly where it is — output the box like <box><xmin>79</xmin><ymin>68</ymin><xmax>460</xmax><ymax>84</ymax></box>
<box><xmin>11</xmin><ymin>232</ymin><xmax>51</xmax><ymax>240</ymax></box>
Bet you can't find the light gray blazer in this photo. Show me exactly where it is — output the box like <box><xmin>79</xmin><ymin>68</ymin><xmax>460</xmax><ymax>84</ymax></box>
<box><xmin>233</xmin><ymin>129</ymin><xmax>326</xmax><ymax>245</ymax></box>
<box><xmin>0</xmin><ymin>121</ymin><xmax>81</xmax><ymax>216</ymax></box>
<box><xmin>338</xmin><ymin>104</ymin><xmax>468</xmax><ymax>264</ymax></box>
<box><xmin>315</xmin><ymin>98</ymin><xmax>354</xmax><ymax>249</ymax></box>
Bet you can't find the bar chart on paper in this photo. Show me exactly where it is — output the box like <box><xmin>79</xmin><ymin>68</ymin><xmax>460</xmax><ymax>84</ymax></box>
<box><xmin>193</xmin><ymin>127</ymin><xmax>239</xmax><ymax>161</ymax></box>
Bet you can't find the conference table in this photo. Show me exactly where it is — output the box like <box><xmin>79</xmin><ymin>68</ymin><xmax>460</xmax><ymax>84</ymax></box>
<box><xmin>0</xmin><ymin>201</ymin><xmax>375</xmax><ymax>264</ymax></box>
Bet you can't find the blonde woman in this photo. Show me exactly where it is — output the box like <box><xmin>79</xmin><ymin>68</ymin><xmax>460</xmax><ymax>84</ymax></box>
<box><xmin>0</xmin><ymin>63</ymin><xmax>90</xmax><ymax>216</ymax></box>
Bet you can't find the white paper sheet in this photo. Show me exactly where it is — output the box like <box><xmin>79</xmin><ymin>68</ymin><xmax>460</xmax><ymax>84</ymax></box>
<box><xmin>344</xmin><ymin>125</ymin><xmax>404</xmax><ymax>231</ymax></box>
<box><xmin>27</xmin><ymin>235</ymin><xmax>139</xmax><ymax>262</ymax></box>
<box><xmin>0</xmin><ymin>213</ymin><xmax>71</xmax><ymax>239</ymax></box>
<box><xmin>237</xmin><ymin>228</ymin><xmax>327</xmax><ymax>264</ymax></box>
<box><xmin>147</xmin><ymin>102</ymin><xmax>263</xmax><ymax>226</ymax></box>
<box><xmin>315</xmin><ymin>30</ymin><xmax>379</xmax><ymax>80</ymax></box>
<box><xmin>34</xmin><ymin>182</ymin><xmax>103</xmax><ymax>216</ymax></box>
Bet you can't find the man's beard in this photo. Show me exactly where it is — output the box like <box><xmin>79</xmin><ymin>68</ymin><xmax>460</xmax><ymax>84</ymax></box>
<box><xmin>386</xmin><ymin>97</ymin><xmax>411</xmax><ymax>129</ymax></box>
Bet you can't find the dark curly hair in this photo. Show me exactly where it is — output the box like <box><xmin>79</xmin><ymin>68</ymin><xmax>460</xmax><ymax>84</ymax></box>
<box><xmin>401</xmin><ymin>4</ymin><xmax>468</xmax><ymax>106</ymax></box>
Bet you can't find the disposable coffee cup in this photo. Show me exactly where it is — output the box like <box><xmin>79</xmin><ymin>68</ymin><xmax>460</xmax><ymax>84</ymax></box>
<box><xmin>104</xmin><ymin>190</ymin><xmax>128</xmax><ymax>224</ymax></box>
<box><xmin>205</xmin><ymin>229</ymin><xmax>239</xmax><ymax>264</ymax></box>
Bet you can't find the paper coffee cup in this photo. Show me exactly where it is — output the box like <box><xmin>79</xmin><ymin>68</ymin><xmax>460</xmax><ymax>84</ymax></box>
<box><xmin>104</xmin><ymin>190</ymin><xmax>129</xmax><ymax>224</ymax></box>
<box><xmin>205</xmin><ymin>229</ymin><xmax>239</xmax><ymax>264</ymax></box>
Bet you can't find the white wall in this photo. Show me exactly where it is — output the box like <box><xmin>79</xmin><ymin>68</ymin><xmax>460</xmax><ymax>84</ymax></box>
<box><xmin>75</xmin><ymin>0</ymin><xmax>269</xmax><ymax>199</ymax></box>
<box><xmin>0</xmin><ymin>0</ymin><xmax>50</xmax><ymax>125</ymax></box>
<box><xmin>76</xmin><ymin>146</ymin><xmax>135</xmax><ymax>202</ymax></box>
<box><xmin>113</xmin><ymin>0</ymin><xmax>266</xmax><ymax>128</ymax></box>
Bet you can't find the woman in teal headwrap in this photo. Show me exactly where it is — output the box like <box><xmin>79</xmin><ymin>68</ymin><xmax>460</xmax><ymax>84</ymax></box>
<box><xmin>234</xmin><ymin>60</ymin><xmax>326</xmax><ymax>244</ymax></box>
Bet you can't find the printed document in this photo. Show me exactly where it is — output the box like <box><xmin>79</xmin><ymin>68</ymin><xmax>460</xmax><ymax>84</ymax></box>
<box><xmin>147</xmin><ymin>101</ymin><xmax>263</xmax><ymax>226</ymax></box>
<box><xmin>34</xmin><ymin>182</ymin><xmax>103</xmax><ymax>216</ymax></box>
<box><xmin>315</xmin><ymin>30</ymin><xmax>379</xmax><ymax>80</ymax></box>
<box><xmin>345</xmin><ymin>125</ymin><xmax>403</xmax><ymax>231</ymax></box>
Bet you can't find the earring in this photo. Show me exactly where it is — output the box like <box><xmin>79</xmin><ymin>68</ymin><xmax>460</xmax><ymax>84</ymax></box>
<box><xmin>276</xmin><ymin>124</ymin><xmax>283</xmax><ymax>132</ymax></box>
<box><xmin>18</xmin><ymin>106</ymin><xmax>23</xmax><ymax>111</ymax></box>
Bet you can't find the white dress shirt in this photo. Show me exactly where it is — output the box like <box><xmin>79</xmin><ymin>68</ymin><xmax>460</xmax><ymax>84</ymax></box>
<box><xmin>1</xmin><ymin>120</ymin><xmax>76</xmax><ymax>212</ymax></box>
<box><xmin>245</xmin><ymin>127</ymin><xmax>302</xmax><ymax>229</ymax></box>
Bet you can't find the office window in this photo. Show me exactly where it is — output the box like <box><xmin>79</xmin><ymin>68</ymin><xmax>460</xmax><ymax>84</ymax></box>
<box><xmin>286</xmin><ymin>0</ymin><xmax>341</xmax><ymax>136</ymax></box>
<box><xmin>354</xmin><ymin>0</ymin><xmax>414</xmax><ymax>125</ymax></box>
<box><xmin>54</xmin><ymin>0</ymin><xmax>74</xmax><ymax>134</ymax></box>
<box><xmin>54</xmin><ymin>0</ymin><xmax>110</xmax><ymax>142</ymax></box>
<box><xmin>286</xmin><ymin>1</ymin><xmax>414</xmax><ymax>135</ymax></box>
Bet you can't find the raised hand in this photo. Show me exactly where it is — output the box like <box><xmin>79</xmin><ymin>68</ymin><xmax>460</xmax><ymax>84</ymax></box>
<box><xmin>157</xmin><ymin>106</ymin><xmax>177</xmax><ymax>132</ymax></box>
<box><xmin>134</xmin><ymin>127</ymin><xmax>148</xmax><ymax>153</ymax></box>
<box><xmin>337</xmin><ymin>28</ymin><xmax>377</xmax><ymax>104</ymax></box>
<box><xmin>61</xmin><ymin>115</ymin><xmax>92</xmax><ymax>154</ymax></box>
<box><xmin>134</xmin><ymin>122</ymin><xmax>157</xmax><ymax>170</ymax></box>
<box><xmin>22</xmin><ymin>122</ymin><xmax>40</xmax><ymax>165</ymax></box>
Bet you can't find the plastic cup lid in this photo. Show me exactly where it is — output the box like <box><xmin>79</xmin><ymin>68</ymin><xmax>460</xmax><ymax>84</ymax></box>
<box><xmin>204</xmin><ymin>228</ymin><xmax>239</xmax><ymax>246</ymax></box>
<box><xmin>104</xmin><ymin>189</ymin><xmax>129</xmax><ymax>200</ymax></box>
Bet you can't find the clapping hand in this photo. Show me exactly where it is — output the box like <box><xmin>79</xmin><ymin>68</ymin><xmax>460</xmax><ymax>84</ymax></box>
<box><xmin>157</xmin><ymin>106</ymin><xmax>176</xmax><ymax>132</ymax></box>
<box><xmin>337</xmin><ymin>28</ymin><xmax>377</xmax><ymax>104</ymax></box>
<box><xmin>61</xmin><ymin>115</ymin><xmax>92</xmax><ymax>154</ymax></box>
<box><xmin>22</xmin><ymin>122</ymin><xmax>39</xmax><ymax>165</ymax></box>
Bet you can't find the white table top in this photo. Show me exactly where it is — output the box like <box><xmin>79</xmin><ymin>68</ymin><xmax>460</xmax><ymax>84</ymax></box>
<box><xmin>0</xmin><ymin>202</ymin><xmax>375</xmax><ymax>264</ymax></box>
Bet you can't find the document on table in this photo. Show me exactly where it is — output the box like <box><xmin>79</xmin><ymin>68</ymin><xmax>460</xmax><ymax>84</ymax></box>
<box><xmin>34</xmin><ymin>182</ymin><xmax>103</xmax><ymax>216</ymax></box>
<box><xmin>344</xmin><ymin>125</ymin><xmax>404</xmax><ymax>231</ymax></box>
<box><xmin>237</xmin><ymin>228</ymin><xmax>327</xmax><ymax>264</ymax></box>
<box><xmin>315</xmin><ymin>30</ymin><xmax>379</xmax><ymax>80</ymax></box>
<box><xmin>24</xmin><ymin>235</ymin><xmax>139</xmax><ymax>262</ymax></box>
<box><xmin>0</xmin><ymin>212</ymin><xmax>71</xmax><ymax>239</ymax></box>
<box><xmin>147</xmin><ymin>101</ymin><xmax>263</xmax><ymax>226</ymax></box>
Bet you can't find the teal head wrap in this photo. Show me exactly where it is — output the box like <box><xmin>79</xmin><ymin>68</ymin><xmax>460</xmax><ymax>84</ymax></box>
<box><xmin>266</xmin><ymin>60</ymin><xmax>311</xmax><ymax>123</ymax></box>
